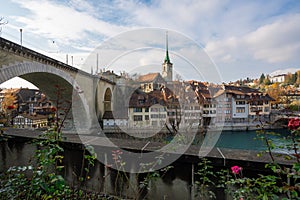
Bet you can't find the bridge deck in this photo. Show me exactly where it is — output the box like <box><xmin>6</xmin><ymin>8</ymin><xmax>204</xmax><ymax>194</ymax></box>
<box><xmin>0</xmin><ymin>36</ymin><xmax>115</xmax><ymax>84</ymax></box>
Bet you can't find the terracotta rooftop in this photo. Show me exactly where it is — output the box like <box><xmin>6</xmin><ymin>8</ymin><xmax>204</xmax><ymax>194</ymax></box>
<box><xmin>188</xmin><ymin>80</ymin><xmax>207</xmax><ymax>90</ymax></box>
<box><xmin>211</xmin><ymin>85</ymin><xmax>275</xmax><ymax>101</ymax></box>
<box><xmin>137</xmin><ymin>73</ymin><xmax>160</xmax><ymax>83</ymax></box>
<box><xmin>197</xmin><ymin>89</ymin><xmax>212</xmax><ymax>99</ymax></box>
<box><xmin>249</xmin><ymin>93</ymin><xmax>275</xmax><ymax>101</ymax></box>
<box><xmin>212</xmin><ymin>89</ymin><xmax>225</xmax><ymax>98</ymax></box>
<box><xmin>16</xmin><ymin>114</ymin><xmax>48</xmax><ymax>120</ymax></box>
<box><xmin>129</xmin><ymin>89</ymin><xmax>173</xmax><ymax>108</ymax></box>
<box><xmin>224</xmin><ymin>85</ymin><xmax>260</xmax><ymax>94</ymax></box>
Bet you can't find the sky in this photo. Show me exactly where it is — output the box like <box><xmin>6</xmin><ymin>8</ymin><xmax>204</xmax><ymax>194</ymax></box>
<box><xmin>0</xmin><ymin>0</ymin><xmax>300</xmax><ymax>88</ymax></box>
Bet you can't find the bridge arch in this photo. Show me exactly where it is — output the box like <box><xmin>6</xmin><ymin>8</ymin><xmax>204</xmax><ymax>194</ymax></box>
<box><xmin>0</xmin><ymin>61</ymin><xmax>89</xmax><ymax>132</ymax></box>
<box><xmin>0</xmin><ymin>37</ymin><xmax>116</xmax><ymax>134</ymax></box>
<box><xmin>272</xmin><ymin>117</ymin><xmax>289</xmax><ymax>127</ymax></box>
<box><xmin>95</xmin><ymin>80</ymin><xmax>115</xmax><ymax>121</ymax></box>
<box><xmin>0</xmin><ymin>61</ymin><xmax>75</xmax><ymax>98</ymax></box>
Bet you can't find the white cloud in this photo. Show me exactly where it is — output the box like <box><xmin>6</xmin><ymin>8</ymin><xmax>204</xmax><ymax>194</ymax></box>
<box><xmin>68</xmin><ymin>0</ymin><xmax>96</xmax><ymax>14</ymax></box>
<box><xmin>245</xmin><ymin>14</ymin><xmax>300</xmax><ymax>63</ymax></box>
<box><xmin>11</xmin><ymin>0</ymin><xmax>129</xmax><ymax>44</ymax></box>
<box><xmin>2</xmin><ymin>0</ymin><xmax>300</xmax><ymax>83</ymax></box>
<box><xmin>205</xmin><ymin>13</ymin><xmax>300</xmax><ymax>65</ymax></box>
<box><xmin>205</xmin><ymin>37</ymin><xmax>240</xmax><ymax>59</ymax></box>
<box><xmin>119</xmin><ymin>0</ymin><xmax>229</xmax><ymax>41</ymax></box>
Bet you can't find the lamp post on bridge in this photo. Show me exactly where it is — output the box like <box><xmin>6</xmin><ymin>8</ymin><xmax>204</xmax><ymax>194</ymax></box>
<box><xmin>20</xmin><ymin>28</ymin><xmax>23</xmax><ymax>48</ymax></box>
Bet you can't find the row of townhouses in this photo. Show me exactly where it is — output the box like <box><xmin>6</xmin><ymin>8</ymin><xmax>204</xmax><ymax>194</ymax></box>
<box><xmin>102</xmin><ymin>76</ymin><xmax>274</xmax><ymax>132</ymax></box>
<box><xmin>100</xmin><ymin>35</ymin><xmax>274</xmax><ymax>132</ymax></box>
<box><xmin>0</xmin><ymin>88</ymin><xmax>55</xmax><ymax>129</ymax></box>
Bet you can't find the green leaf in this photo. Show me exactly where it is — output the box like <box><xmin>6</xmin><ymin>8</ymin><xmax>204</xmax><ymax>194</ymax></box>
<box><xmin>263</xmin><ymin>194</ymin><xmax>268</xmax><ymax>200</ymax></box>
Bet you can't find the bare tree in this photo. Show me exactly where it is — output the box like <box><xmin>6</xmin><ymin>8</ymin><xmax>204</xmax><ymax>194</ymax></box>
<box><xmin>0</xmin><ymin>17</ymin><xmax>7</xmax><ymax>34</ymax></box>
<box><xmin>0</xmin><ymin>17</ymin><xmax>9</xmax><ymax>63</ymax></box>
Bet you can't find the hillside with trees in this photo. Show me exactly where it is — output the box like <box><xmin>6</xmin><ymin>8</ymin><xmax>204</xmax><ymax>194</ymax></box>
<box><xmin>232</xmin><ymin>70</ymin><xmax>300</xmax><ymax>110</ymax></box>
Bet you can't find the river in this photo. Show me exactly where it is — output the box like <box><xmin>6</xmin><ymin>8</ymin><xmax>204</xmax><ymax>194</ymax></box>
<box><xmin>213</xmin><ymin>129</ymin><xmax>291</xmax><ymax>152</ymax></box>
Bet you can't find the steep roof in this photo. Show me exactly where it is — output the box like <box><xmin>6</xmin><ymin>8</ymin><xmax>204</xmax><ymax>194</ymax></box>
<box><xmin>129</xmin><ymin>89</ymin><xmax>167</xmax><ymax>108</ymax></box>
<box><xmin>198</xmin><ymin>89</ymin><xmax>212</xmax><ymax>99</ymax></box>
<box><xmin>137</xmin><ymin>73</ymin><xmax>161</xmax><ymax>83</ymax></box>
<box><xmin>223</xmin><ymin>85</ymin><xmax>260</xmax><ymax>94</ymax></box>
<box><xmin>188</xmin><ymin>80</ymin><xmax>207</xmax><ymax>90</ymax></box>
<box><xmin>249</xmin><ymin>93</ymin><xmax>275</xmax><ymax>101</ymax></box>
<box><xmin>212</xmin><ymin>89</ymin><xmax>225</xmax><ymax>98</ymax></box>
<box><xmin>164</xmin><ymin>50</ymin><xmax>171</xmax><ymax>64</ymax></box>
<box><xmin>15</xmin><ymin>114</ymin><xmax>48</xmax><ymax>120</ymax></box>
<box><xmin>212</xmin><ymin>85</ymin><xmax>275</xmax><ymax>101</ymax></box>
<box><xmin>164</xmin><ymin>31</ymin><xmax>172</xmax><ymax>64</ymax></box>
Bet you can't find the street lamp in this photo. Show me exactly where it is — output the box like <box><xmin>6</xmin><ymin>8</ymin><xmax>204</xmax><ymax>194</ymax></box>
<box><xmin>20</xmin><ymin>28</ymin><xmax>23</xmax><ymax>47</ymax></box>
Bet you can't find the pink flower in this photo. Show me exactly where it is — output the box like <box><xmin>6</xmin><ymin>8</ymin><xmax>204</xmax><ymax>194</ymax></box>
<box><xmin>288</xmin><ymin>118</ymin><xmax>300</xmax><ymax>130</ymax></box>
<box><xmin>231</xmin><ymin>166</ymin><xmax>242</xmax><ymax>174</ymax></box>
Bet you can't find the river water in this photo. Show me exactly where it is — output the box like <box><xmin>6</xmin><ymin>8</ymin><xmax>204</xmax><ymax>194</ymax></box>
<box><xmin>162</xmin><ymin>128</ymin><xmax>291</xmax><ymax>151</ymax></box>
<box><xmin>214</xmin><ymin>129</ymin><xmax>291</xmax><ymax>152</ymax></box>
<box><xmin>109</xmin><ymin>128</ymin><xmax>293</xmax><ymax>153</ymax></box>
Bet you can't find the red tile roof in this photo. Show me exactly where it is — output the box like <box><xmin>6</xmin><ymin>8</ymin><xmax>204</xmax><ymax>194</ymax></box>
<box><xmin>16</xmin><ymin>114</ymin><xmax>48</xmax><ymax>120</ymax></box>
<box><xmin>137</xmin><ymin>73</ymin><xmax>160</xmax><ymax>83</ymax></box>
<box><xmin>198</xmin><ymin>89</ymin><xmax>212</xmax><ymax>99</ymax></box>
<box><xmin>129</xmin><ymin>88</ymin><xmax>179</xmax><ymax>108</ymax></box>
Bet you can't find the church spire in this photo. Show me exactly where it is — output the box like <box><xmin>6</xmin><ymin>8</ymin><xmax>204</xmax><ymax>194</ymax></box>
<box><xmin>162</xmin><ymin>31</ymin><xmax>173</xmax><ymax>82</ymax></box>
<box><xmin>164</xmin><ymin>31</ymin><xmax>171</xmax><ymax>64</ymax></box>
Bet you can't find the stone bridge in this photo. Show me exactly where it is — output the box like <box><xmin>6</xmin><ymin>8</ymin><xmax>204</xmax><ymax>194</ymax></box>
<box><xmin>0</xmin><ymin>37</ymin><xmax>115</xmax><ymax>134</ymax></box>
<box><xmin>271</xmin><ymin>112</ymin><xmax>297</xmax><ymax>127</ymax></box>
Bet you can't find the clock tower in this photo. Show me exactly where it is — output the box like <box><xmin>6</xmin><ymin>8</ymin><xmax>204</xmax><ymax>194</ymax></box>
<box><xmin>162</xmin><ymin>31</ymin><xmax>173</xmax><ymax>82</ymax></box>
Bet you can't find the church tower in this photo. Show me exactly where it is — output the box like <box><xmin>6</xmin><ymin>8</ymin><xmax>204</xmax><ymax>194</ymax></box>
<box><xmin>162</xmin><ymin>31</ymin><xmax>173</xmax><ymax>82</ymax></box>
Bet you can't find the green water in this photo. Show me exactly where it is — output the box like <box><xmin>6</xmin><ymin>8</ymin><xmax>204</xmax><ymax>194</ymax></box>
<box><xmin>213</xmin><ymin>129</ymin><xmax>291</xmax><ymax>152</ymax></box>
<box><xmin>166</xmin><ymin>129</ymin><xmax>292</xmax><ymax>152</ymax></box>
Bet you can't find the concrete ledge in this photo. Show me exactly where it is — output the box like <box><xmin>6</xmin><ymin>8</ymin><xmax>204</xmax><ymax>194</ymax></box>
<box><xmin>3</xmin><ymin>128</ymin><xmax>295</xmax><ymax>170</ymax></box>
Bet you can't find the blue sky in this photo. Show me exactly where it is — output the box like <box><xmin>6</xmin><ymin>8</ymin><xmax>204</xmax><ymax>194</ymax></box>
<box><xmin>0</xmin><ymin>0</ymin><xmax>300</xmax><ymax>88</ymax></box>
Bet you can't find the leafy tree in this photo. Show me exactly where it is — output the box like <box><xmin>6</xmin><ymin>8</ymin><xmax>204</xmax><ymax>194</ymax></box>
<box><xmin>259</xmin><ymin>73</ymin><xmax>265</xmax><ymax>84</ymax></box>
<box><xmin>284</xmin><ymin>72</ymin><xmax>296</xmax><ymax>85</ymax></box>
<box><xmin>253</xmin><ymin>79</ymin><xmax>259</xmax><ymax>86</ymax></box>
<box><xmin>0</xmin><ymin>89</ymin><xmax>18</xmax><ymax>125</ymax></box>
<box><xmin>292</xmin><ymin>72</ymin><xmax>297</xmax><ymax>84</ymax></box>
<box><xmin>263</xmin><ymin>76</ymin><xmax>271</xmax><ymax>85</ymax></box>
<box><xmin>296</xmin><ymin>70</ymin><xmax>300</xmax><ymax>85</ymax></box>
<box><xmin>266</xmin><ymin>83</ymin><xmax>283</xmax><ymax>106</ymax></box>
